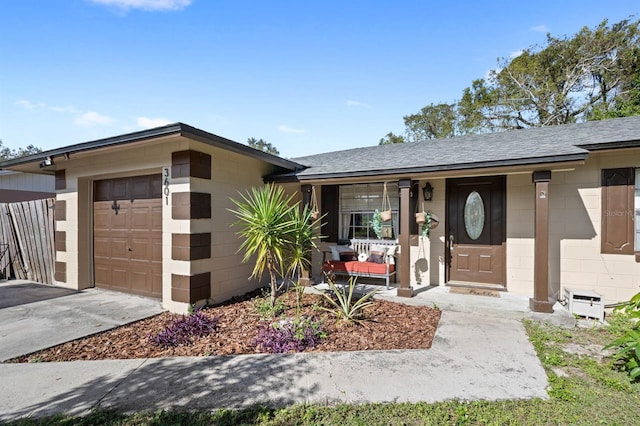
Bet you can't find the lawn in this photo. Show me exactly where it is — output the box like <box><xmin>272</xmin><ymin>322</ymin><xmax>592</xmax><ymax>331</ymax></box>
<box><xmin>6</xmin><ymin>312</ymin><xmax>640</xmax><ymax>425</ymax></box>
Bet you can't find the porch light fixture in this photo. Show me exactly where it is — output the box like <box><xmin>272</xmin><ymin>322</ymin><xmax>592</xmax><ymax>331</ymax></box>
<box><xmin>422</xmin><ymin>182</ymin><xmax>434</xmax><ymax>201</ymax></box>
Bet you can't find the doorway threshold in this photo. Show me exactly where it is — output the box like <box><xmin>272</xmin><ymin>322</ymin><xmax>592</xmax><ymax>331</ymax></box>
<box><xmin>446</xmin><ymin>282</ymin><xmax>507</xmax><ymax>292</ymax></box>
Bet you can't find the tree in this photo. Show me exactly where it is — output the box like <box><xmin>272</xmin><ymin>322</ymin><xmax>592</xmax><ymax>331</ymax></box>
<box><xmin>378</xmin><ymin>132</ymin><xmax>406</xmax><ymax>145</ymax></box>
<box><xmin>403</xmin><ymin>17</ymin><xmax>640</xmax><ymax>142</ymax></box>
<box><xmin>590</xmin><ymin>70</ymin><xmax>640</xmax><ymax>120</ymax></box>
<box><xmin>229</xmin><ymin>184</ymin><xmax>321</xmax><ymax>307</ymax></box>
<box><xmin>0</xmin><ymin>140</ymin><xmax>42</xmax><ymax>161</ymax></box>
<box><xmin>247</xmin><ymin>137</ymin><xmax>280</xmax><ymax>155</ymax></box>
<box><xmin>403</xmin><ymin>103</ymin><xmax>457</xmax><ymax>141</ymax></box>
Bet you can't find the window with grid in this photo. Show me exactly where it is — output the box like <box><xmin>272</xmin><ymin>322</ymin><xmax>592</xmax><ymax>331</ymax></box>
<box><xmin>339</xmin><ymin>183</ymin><xmax>399</xmax><ymax>240</ymax></box>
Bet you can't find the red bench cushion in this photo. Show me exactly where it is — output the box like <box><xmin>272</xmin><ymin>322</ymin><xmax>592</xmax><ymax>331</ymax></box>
<box><xmin>323</xmin><ymin>260</ymin><xmax>394</xmax><ymax>275</ymax></box>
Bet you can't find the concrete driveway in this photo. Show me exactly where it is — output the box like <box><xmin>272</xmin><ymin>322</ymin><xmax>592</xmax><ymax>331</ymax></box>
<box><xmin>0</xmin><ymin>280</ymin><xmax>164</xmax><ymax>361</ymax></box>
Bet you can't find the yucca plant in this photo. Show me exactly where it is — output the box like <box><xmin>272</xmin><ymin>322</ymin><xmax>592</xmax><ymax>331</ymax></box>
<box><xmin>286</xmin><ymin>205</ymin><xmax>323</xmax><ymax>316</ymax></box>
<box><xmin>230</xmin><ymin>185</ymin><xmax>322</xmax><ymax>308</ymax></box>
<box><xmin>321</xmin><ymin>276</ymin><xmax>379</xmax><ymax>324</ymax></box>
<box><xmin>229</xmin><ymin>184</ymin><xmax>297</xmax><ymax>307</ymax></box>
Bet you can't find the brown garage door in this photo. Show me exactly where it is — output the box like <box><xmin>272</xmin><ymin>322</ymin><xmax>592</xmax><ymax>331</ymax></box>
<box><xmin>94</xmin><ymin>175</ymin><xmax>162</xmax><ymax>298</ymax></box>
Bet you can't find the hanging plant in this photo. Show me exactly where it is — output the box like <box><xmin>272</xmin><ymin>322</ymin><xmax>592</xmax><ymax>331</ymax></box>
<box><xmin>372</xmin><ymin>209</ymin><xmax>383</xmax><ymax>239</ymax></box>
<box><xmin>421</xmin><ymin>211</ymin><xmax>432</xmax><ymax>237</ymax></box>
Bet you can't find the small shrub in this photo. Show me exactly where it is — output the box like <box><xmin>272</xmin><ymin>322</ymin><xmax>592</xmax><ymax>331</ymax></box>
<box><xmin>604</xmin><ymin>292</ymin><xmax>640</xmax><ymax>381</ymax></box>
<box><xmin>149</xmin><ymin>311</ymin><xmax>219</xmax><ymax>348</ymax></box>
<box><xmin>253</xmin><ymin>316</ymin><xmax>325</xmax><ymax>353</ymax></box>
<box><xmin>252</xmin><ymin>291</ymin><xmax>286</xmax><ymax>319</ymax></box>
<box><xmin>321</xmin><ymin>276</ymin><xmax>378</xmax><ymax>323</ymax></box>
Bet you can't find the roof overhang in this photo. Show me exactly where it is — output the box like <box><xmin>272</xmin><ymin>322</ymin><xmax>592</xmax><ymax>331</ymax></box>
<box><xmin>0</xmin><ymin>123</ymin><xmax>305</xmax><ymax>174</ymax></box>
<box><xmin>266</xmin><ymin>152</ymin><xmax>588</xmax><ymax>183</ymax></box>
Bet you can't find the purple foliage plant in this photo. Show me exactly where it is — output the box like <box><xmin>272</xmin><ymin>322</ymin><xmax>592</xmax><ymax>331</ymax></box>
<box><xmin>149</xmin><ymin>311</ymin><xmax>219</xmax><ymax>348</ymax></box>
<box><xmin>253</xmin><ymin>316</ymin><xmax>325</xmax><ymax>353</ymax></box>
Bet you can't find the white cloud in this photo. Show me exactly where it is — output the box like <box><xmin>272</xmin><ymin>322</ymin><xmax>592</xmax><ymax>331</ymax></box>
<box><xmin>531</xmin><ymin>24</ymin><xmax>549</xmax><ymax>33</ymax></box>
<box><xmin>15</xmin><ymin>100</ymin><xmax>45</xmax><ymax>110</ymax></box>
<box><xmin>87</xmin><ymin>0</ymin><xmax>192</xmax><ymax>11</ymax></box>
<box><xmin>346</xmin><ymin>100</ymin><xmax>372</xmax><ymax>109</ymax></box>
<box><xmin>75</xmin><ymin>111</ymin><xmax>114</xmax><ymax>126</ymax></box>
<box><xmin>137</xmin><ymin>117</ymin><xmax>172</xmax><ymax>129</ymax></box>
<box><xmin>510</xmin><ymin>50</ymin><xmax>524</xmax><ymax>58</ymax></box>
<box><xmin>277</xmin><ymin>125</ymin><xmax>306</xmax><ymax>134</ymax></box>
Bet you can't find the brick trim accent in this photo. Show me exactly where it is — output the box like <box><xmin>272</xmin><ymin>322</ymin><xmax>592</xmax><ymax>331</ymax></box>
<box><xmin>55</xmin><ymin>231</ymin><xmax>66</xmax><ymax>252</ymax></box>
<box><xmin>55</xmin><ymin>170</ymin><xmax>66</xmax><ymax>190</ymax></box>
<box><xmin>54</xmin><ymin>200</ymin><xmax>66</xmax><ymax>221</ymax></box>
<box><xmin>171</xmin><ymin>150</ymin><xmax>212</xmax><ymax>180</ymax></box>
<box><xmin>54</xmin><ymin>261</ymin><xmax>67</xmax><ymax>283</ymax></box>
<box><xmin>172</xmin><ymin>192</ymin><xmax>211</xmax><ymax>219</ymax></box>
<box><xmin>171</xmin><ymin>272</ymin><xmax>211</xmax><ymax>304</ymax></box>
<box><xmin>172</xmin><ymin>233</ymin><xmax>212</xmax><ymax>260</ymax></box>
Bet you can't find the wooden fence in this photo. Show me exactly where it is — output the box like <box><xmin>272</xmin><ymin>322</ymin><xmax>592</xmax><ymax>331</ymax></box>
<box><xmin>0</xmin><ymin>198</ymin><xmax>55</xmax><ymax>283</ymax></box>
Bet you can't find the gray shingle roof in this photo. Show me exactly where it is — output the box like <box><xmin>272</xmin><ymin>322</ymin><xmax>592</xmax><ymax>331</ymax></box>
<box><xmin>284</xmin><ymin>115</ymin><xmax>640</xmax><ymax>180</ymax></box>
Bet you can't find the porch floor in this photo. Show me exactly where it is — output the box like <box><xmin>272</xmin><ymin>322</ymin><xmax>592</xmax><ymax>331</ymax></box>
<box><xmin>311</xmin><ymin>281</ymin><xmax>577</xmax><ymax>328</ymax></box>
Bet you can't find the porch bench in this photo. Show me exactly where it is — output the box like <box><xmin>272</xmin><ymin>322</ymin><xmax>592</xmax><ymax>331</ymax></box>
<box><xmin>322</xmin><ymin>239</ymin><xmax>398</xmax><ymax>289</ymax></box>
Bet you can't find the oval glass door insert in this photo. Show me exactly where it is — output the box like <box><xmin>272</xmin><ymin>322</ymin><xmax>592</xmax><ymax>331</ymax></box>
<box><xmin>464</xmin><ymin>191</ymin><xmax>484</xmax><ymax>240</ymax></box>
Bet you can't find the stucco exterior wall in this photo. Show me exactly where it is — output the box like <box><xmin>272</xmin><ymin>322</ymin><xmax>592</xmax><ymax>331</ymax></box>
<box><xmin>556</xmin><ymin>150</ymin><xmax>640</xmax><ymax>304</ymax></box>
<box><xmin>53</xmin><ymin>136</ymin><xmax>286</xmax><ymax>313</ymax></box>
<box><xmin>186</xmin><ymin>141</ymin><xmax>278</xmax><ymax>309</ymax></box>
<box><xmin>55</xmin><ymin>138</ymin><xmax>184</xmax><ymax>296</ymax></box>
<box><xmin>504</xmin><ymin>150</ymin><xmax>640</xmax><ymax>305</ymax></box>
<box><xmin>409</xmin><ymin>178</ymin><xmax>446</xmax><ymax>288</ymax></box>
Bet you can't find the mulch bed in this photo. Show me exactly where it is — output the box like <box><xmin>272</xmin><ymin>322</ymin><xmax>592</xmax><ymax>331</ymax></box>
<box><xmin>7</xmin><ymin>289</ymin><xmax>441</xmax><ymax>363</ymax></box>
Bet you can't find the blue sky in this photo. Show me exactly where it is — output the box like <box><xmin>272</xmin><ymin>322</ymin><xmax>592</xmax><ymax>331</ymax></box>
<box><xmin>1</xmin><ymin>0</ymin><xmax>638</xmax><ymax>159</ymax></box>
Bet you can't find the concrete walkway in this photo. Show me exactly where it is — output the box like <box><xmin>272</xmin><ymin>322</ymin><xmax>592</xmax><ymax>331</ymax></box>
<box><xmin>0</xmin><ymin>311</ymin><xmax>548</xmax><ymax>420</ymax></box>
<box><xmin>0</xmin><ymin>281</ymin><xmax>164</xmax><ymax>362</ymax></box>
<box><xmin>0</xmin><ymin>281</ymin><xmax>572</xmax><ymax>421</ymax></box>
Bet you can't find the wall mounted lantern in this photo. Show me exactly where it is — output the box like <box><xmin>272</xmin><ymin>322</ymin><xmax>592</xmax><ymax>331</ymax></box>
<box><xmin>422</xmin><ymin>182</ymin><xmax>434</xmax><ymax>201</ymax></box>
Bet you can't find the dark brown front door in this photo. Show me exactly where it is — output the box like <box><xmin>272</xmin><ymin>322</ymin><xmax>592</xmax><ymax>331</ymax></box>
<box><xmin>93</xmin><ymin>175</ymin><xmax>162</xmax><ymax>298</ymax></box>
<box><xmin>446</xmin><ymin>176</ymin><xmax>506</xmax><ymax>286</ymax></box>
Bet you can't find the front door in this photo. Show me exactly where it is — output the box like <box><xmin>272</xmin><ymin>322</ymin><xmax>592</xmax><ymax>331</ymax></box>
<box><xmin>446</xmin><ymin>176</ymin><xmax>506</xmax><ymax>286</ymax></box>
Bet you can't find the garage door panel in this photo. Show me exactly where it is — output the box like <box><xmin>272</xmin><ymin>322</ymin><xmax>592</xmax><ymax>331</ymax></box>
<box><xmin>112</xmin><ymin>181</ymin><xmax>128</xmax><ymax>200</ymax></box>
<box><xmin>152</xmin><ymin>238</ymin><xmax>162</xmax><ymax>260</ymax></box>
<box><xmin>130</xmin><ymin>239</ymin><xmax>151</xmax><ymax>261</ymax></box>
<box><xmin>94</xmin><ymin>210</ymin><xmax>110</xmax><ymax>228</ymax></box>
<box><xmin>110</xmin><ymin>238</ymin><xmax>130</xmax><ymax>260</ymax></box>
<box><xmin>93</xmin><ymin>174</ymin><xmax>162</xmax><ymax>299</ymax></box>
<box><xmin>94</xmin><ymin>264</ymin><xmax>111</xmax><ymax>285</ymax></box>
<box><xmin>110</xmin><ymin>206</ymin><xmax>129</xmax><ymax>229</ymax></box>
<box><xmin>94</xmin><ymin>237</ymin><xmax>111</xmax><ymax>257</ymax></box>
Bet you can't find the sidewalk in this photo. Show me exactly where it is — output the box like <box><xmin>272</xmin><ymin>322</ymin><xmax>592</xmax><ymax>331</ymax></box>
<box><xmin>0</xmin><ymin>310</ymin><xmax>549</xmax><ymax>421</ymax></box>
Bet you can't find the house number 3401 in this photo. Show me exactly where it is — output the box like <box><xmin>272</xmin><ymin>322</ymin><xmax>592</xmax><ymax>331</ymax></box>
<box><xmin>163</xmin><ymin>167</ymin><xmax>170</xmax><ymax>205</ymax></box>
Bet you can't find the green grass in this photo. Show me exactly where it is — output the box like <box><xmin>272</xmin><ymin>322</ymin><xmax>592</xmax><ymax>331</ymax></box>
<box><xmin>6</xmin><ymin>318</ymin><xmax>640</xmax><ymax>426</ymax></box>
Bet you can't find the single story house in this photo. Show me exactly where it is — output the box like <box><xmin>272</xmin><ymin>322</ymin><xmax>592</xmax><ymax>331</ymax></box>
<box><xmin>1</xmin><ymin>116</ymin><xmax>640</xmax><ymax>313</ymax></box>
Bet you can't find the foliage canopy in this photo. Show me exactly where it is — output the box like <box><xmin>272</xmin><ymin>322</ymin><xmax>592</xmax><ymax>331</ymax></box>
<box><xmin>393</xmin><ymin>17</ymin><xmax>640</xmax><ymax>143</ymax></box>
<box><xmin>247</xmin><ymin>137</ymin><xmax>280</xmax><ymax>155</ymax></box>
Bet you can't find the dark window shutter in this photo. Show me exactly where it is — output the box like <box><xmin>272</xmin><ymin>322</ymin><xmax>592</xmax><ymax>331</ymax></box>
<box><xmin>601</xmin><ymin>168</ymin><xmax>634</xmax><ymax>254</ymax></box>
<box><xmin>321</xmin><ymin>185</ymin><xmax>339</xmax><ymax>243</ymax></box>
